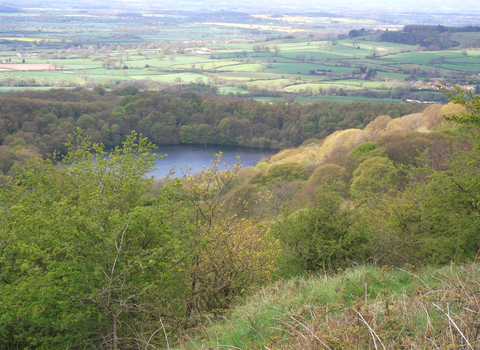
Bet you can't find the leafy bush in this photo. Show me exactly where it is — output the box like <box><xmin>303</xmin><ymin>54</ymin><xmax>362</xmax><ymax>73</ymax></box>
<box><xmin>348</xmin><ymin>141</ymin><xmax>379</xmax><ymax>158</ymax></box>
<box><xmin>258</xmin><ymin>163</ymin><xmax>307</xmax><ymax>185</ymax></box>
<box><xmin>271</xmin><ymin>187</ymin><xmax>370</xmax><ymax>274</ymax></box>
<box><xmin>351</xmin><ymin>156</ymin><xmax>398</xmax><ymax>194</ymax></box>
<box><xmin>304</xmin><ymin>163</ymin><xmax>349</xmax><ymax>198</ymax></box>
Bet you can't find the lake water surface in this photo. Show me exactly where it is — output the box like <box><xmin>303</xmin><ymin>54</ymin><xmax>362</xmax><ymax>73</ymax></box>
<box><xmin>148</xmin><ymin>145</ymin><xmax>276</xmax><ymax>179</ymax></box>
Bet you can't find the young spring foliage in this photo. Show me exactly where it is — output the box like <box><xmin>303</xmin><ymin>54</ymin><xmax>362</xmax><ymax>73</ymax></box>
<box><xmin>0</xmin><ymin>131</ymin><xmax>279</xmax><ymax>349</ymax></box>
<box><xmin>439</xmin><ymin>85</ymin><xmax>480</xmax><ymax>126</ymax></box>
<box><xmin>271</xmin><ymin>186</ymin><xmax>370</xmax><ymax>274</ymax></box>
<box><xmin>177</xmin><ymin>155</ymin><xmax>280</xmax><ymax>319</ymax></box>
<box><xmin>0</xmin><ymin>131</ymin><xmax>182</xmax><ymax>349</ymax></box>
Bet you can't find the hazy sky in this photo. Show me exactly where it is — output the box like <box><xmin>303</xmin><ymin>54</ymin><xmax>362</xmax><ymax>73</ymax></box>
<box><xmin>255</xmin><ymin>0</ymin><xmax>480</xmax><ymax>13</ymax></box>
<box><xmin>9</xmin><ymin>0</ymin><xmax>480</xmax><ymax>14</ymax></box>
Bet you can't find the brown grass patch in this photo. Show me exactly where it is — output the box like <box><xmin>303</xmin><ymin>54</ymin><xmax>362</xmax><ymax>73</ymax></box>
<box><xmin>185</xmin><ymin>262</ymin><xmax>480</xmax><ymax>349</ymax></box>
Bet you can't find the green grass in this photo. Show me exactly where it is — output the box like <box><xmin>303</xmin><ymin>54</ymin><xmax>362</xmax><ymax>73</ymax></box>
<box><xmin>218</xmin><ymin>86</ymin><xmax>249</xmax><ymax>94</ymax></box>
<box><xmin>441</xmin><ymin>64</ymin><xmax>480</xmax><ymax>72</ymax></box>
<box><xmin>284</xmin><ymin>83</ymin><xmax>326</xmax><ymax>92</ymax></box>
<box><xmin>377</xmin><ymin>72</ymin><xmax>409</xmax><ymax>80</ymax></box>
<box><xmin>350</xmin><ymin>41</ymin><xmax>414</xmax><ymax>51</ymax></box>
<box><xmin>334</xmin><ymin>79</ymin><xmax>398</xmax><ymax>88</ymax></box>
<box><xmin>283</xmin><ymin>81</ymin><xmax>392</xmax><ymax>93</ymax></box>
<box><xmin>267</xmin><ymin>62</ymin><xmax>316</xmax><ymax>74</ymax></box>
<box><xmin>378</xmin><ymin>51</ymin><xmax>460</xmax><ymax>65</ymax></box>
<box><xmin>216</xmin><ymin>72</ymin><xmax>283</xmax><ymax>80</ymax></box>
<box><xmin>281</xmin><ymin>50</ymin><xmax>354</xmax><ymax>60</ymax></box>
<box><xmin>214</xmin><ymin>73</ymin><xmax>253</xmax><ymax>81</ymax></box>
<box><xmin>253</xmin><ymin>97</ymin><xmax>284</xmax><ymax>102</ymax></box>
<box><xmin>183</xmin><ymin>264</ymin><xmax>480</xmax><ymax>349</ymax></box>
<box><xmin>447</xmin><ymin>55</ymin><xmax>480</xmax><ymax>63</ymax></box>
<box><xmin>244</xmin><ymin>78</ymin><xmax>289</xmax><ymax>86</ymax></box>
<box><xmin>85</xmin><ymin>75</ymin><xmax>132</xmax><ymax>82</ymax></box>
<box><xmin>171</xmin><ymin>60</ymin><xmax>240</xmax><ymax>70</ymax></box>
<box><xmin>219</xmin><ymin>63</ymin><xmax>263</xmax><ymax>72</ymax></box>
<box><xmin>1</xmin><ymin>15</ymin><xmax>478</xmax><ymax>102</ymax></box>
<box><xmin>86</xmin><ymin>68</ymin><xmax>166</xmax><ymax>76</ymax></box>
<box><xmin>0</xmin><ymin>86</ymin><xmax>76</xmax><ymax>93</ymax></box>
<box><xmin>277</xmin><ymin>43</ymin><xmax>326</xmax><ymax>52</ymax></box>
<box><xmin>0</xmin><ymin>70</ymin><xmax>85</xmax><ymax>83</ymax></box>
<box><xmin>296</xmin><ymin>95</ymin><xmax>402</xmax><ymax>103</ymax></box>
<box><xmin>128</xmin><ymin>72</ymin><xmax>207</xmax><ymax>83</ymax></box>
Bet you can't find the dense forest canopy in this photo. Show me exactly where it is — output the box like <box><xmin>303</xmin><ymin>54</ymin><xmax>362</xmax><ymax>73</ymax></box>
<box><xmin>0</xmin><ymin>87</ymin><xmax>425</xmax><ymax>180</ymax></box>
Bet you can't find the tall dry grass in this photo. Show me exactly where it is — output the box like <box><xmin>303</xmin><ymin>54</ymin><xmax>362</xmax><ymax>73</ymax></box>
<box><xmin>181</xmin><ymin>261</ymin><xmax>480</xmax><ymax>349</ymax></box>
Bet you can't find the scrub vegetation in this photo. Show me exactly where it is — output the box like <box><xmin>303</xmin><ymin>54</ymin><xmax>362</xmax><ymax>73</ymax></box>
<box><xmin>1</xmin><ymin>86</ymin><xmax>480</xmax><ymax>349</ymax></box>
<box><xmin>2</xmin><ymin>1</ymin><xmax>480</xmax><ymax>349</ymax></box>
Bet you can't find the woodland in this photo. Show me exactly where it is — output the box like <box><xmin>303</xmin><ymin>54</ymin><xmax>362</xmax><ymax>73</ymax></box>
<box><xmin>359</xmin><ymin>25</ymin><xmax>480</xmax><ymax>49</ymax></box>
<box><xmin>0</xmin><ymin>87</ymin><xmax>424</xmax><ymax>181</ymax></box>
<box><xmin>0</xmin><ymin>85</ymin><xmax>480</xmax><ymax>349</ymax></box>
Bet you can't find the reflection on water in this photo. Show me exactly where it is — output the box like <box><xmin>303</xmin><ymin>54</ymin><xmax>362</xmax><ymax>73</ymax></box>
<box><xmin>147</xmin><ymin>144</ymin><xmax>276</xmax><ymax>179</ymax></box>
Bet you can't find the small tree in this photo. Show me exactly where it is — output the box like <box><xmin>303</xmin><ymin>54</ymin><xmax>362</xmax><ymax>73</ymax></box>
<box><xmin>0</xmin><ymin>131</ymin><xmax>182</xmax><ymax>348</ymax></box>
<box><xmin>272</xmin><ymin>186</ymin><xmax>368</xmax><ymax>274</ymax></box>
<box><xmin>178</xmin><ymin>155</ymin><xmax>280</xmax><ymax>318</ymax></box>
<box><xmin>438</xmin><ymin>85</ymin><xmax>480</xmax><ymax>125</ymax></box>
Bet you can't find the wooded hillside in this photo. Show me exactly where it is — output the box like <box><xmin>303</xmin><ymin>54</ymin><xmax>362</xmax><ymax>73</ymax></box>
<box><xmin>1</xmin><ymin>87</ymin><xmax>479</xmax><ymax>349</ymax></box>
<box><xmin>0</xmin><ymin>87</ymin><xmax>424</xmax><ymax>181</ymax></box>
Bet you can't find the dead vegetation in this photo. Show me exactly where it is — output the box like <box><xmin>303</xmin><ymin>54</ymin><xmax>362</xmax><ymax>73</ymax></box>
<box><xmin>183</xmin><ymin>260</ymin><xmax>480</xmax><ymax>349</ymax></box>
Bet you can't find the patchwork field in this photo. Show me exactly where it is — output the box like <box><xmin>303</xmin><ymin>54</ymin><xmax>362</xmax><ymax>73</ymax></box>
<box><xmin>0</xmin><ymin>9</ymin><xmax>479</xmax><ymax>102</ymax></box>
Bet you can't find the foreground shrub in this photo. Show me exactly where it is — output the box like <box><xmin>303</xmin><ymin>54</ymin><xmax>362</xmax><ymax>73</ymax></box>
<box><xmin>271</xmin><ymin>186</ymin><xmax>370</xmax><ymax>274</ymax></box>
<box><xmin>0</xmin><ymin>131</ymin><xmax>279</xmax><ymax>349</ymax></box>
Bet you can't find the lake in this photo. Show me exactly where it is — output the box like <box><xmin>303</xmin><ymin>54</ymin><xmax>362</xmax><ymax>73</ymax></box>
<box><xmin>147</xmin><ymin>144</ymin><xmax>276</xmax><ymax>179</ymax></box>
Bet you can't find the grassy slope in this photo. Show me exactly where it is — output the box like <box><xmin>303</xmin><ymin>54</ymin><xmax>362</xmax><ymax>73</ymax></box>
<box><xmin>185</xmin><ymin>263</ymin><xmax>480</xmax><ymax>349</ymax></box>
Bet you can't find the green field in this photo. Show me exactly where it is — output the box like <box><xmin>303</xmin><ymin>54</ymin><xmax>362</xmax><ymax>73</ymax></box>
<box><xmin>1</xmin><ymin>10</ymin><xmax>479</xmax><ymax>103</ymax></box>
<box><xmin>296</xmin><ymin>95</ymin><xmax>403</xmax><ymax>103</ymax></box>
<box><xmin>0</xmin><ymin>86</ymin><xmax>76</xmax><ymax>92</ymax></box>
<box><xmin>218</xmin><ymin>86</ymin><xmax>249</xmax><ymax>94</ymax></box>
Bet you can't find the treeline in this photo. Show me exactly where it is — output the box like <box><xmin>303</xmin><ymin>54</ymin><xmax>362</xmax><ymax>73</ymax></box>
<box><xmin>0</xmin><ymin>87</ymin><xmax>425</xmax><ymax>178</ymax></box>
<box><xmin>404</xmin><ymin>24</ymin><xmax>480</xmax><ymax>33</ymax></box>
<box><xmin>379</xmin><ymin>29</ymin><xmax>459</xmax><ymax>50</ymax></box>
<box><xmin>349</xmin><ymin>24</ymin><xmax>480</xmax><ymax>50</ymax></box>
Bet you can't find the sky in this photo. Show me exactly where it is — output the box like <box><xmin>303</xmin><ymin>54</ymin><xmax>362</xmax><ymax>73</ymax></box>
<box><xmin>6</xmin><ymin>0</ymin><xmax>480</xmax><ymax>14</ymax></box>
<box><xmin>247</xmin><ymin>0</ymin><xmax>480</xmax><ymax>13</ymax></box>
